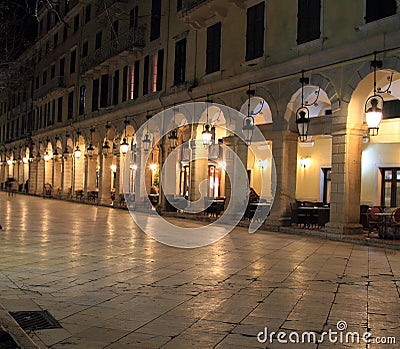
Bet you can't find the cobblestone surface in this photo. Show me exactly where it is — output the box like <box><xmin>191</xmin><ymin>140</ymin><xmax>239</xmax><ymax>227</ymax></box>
<box><xmin>0</xmin><ymin>193</ymin><xmax>399</xmax><ymax>348</ymax></box>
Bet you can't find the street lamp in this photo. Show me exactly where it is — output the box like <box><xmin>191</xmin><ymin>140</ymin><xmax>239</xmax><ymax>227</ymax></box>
<box><xmin>364</xmin><ymin>52</ymin><xmax>392</xmax><ymax>136</ymax></box>
<box><xmin>242</xmin><ymin>83</ymin><xmax>255</xmax><ymax>145</ymax></box>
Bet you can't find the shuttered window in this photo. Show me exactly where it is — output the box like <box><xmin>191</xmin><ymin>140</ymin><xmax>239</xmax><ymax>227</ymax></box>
<box><xmin>206</xmin><ymin>22</ymin><xmax>221</xmax><ymax>74</ymax></box>
<box><xmin>365</xmin><ymin>0</ymin><xmax>396</xmax><ymax>23</ymax></box>
<box><xmin>246</xmin><ymin>2</ymin><xmax>265</xmax><ymax>61</ymax></box>
<box><xmin>174</xmin><ymin>38</ymin><xmax>187</xmax><ymax>84</ymax></box>
<box><xmin>297</xmin><ymin>0</ymin><xmax>321</xmax><ymax>45</ymax></box>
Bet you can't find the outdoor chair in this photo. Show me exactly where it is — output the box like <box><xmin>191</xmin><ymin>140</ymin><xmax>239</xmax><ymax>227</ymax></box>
<box><xmin>388</xmin><ymin>208</ymin><xmax>400</xmax><ymax>239</ymax></box>
<box><xmin>367</xmin><ymin>206</ymin><xmax>383</xmax><ymax>237</ymax></box>
<box><xmin>43</xmin><ymin>183</ymin><xmax>52</xmax><ymax>197</ymax></box>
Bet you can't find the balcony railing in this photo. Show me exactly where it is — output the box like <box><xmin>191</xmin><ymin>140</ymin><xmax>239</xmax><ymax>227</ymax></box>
<box><xmin>182</xmin><ymin>0</ymin><xmax>209</xmax><ymax>13</ymax></box>
<box><xmin>33</xmin><ymin>76</ymin><xmax>66</xmax><ymax>100</ymax></box>
<box><xmin>80</xmin><ymin>27</ymin><xmax>145</xmax><ymax>74</ymax></box>
<box><xmin>95</xmin><ymin>0</ymin><xmax>128</xmax><ymax>16</ymax></box>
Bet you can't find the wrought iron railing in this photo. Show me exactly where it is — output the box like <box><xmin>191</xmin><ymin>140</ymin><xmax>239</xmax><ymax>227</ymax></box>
<box><xmin>182</xmin><ymin>0</ymin><xmax>209</xmax><ymax>13</ymax></box>
<box><xmin>80</xmin><ymin>27</ymin><xmax>145</xmax><ymax>73</ymax></box>
<box><xmin>33</xmin><ymin>77</ymin><xmax>66</xmax><ymax>100</ymax></box>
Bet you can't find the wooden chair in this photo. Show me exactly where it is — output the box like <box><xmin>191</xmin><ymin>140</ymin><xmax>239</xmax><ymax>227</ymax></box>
<box><xmin>367</xmin><ymin>206</ymin><xmax>383</xmax><ymax>237</ymax></box>
<box><xmin>388</xmin><ymin>208</ymin><xmax>400</xmax><ymax>239</ymax></box>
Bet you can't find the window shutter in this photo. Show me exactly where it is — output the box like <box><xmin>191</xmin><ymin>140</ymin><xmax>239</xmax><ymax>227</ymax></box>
<box><xmin>206</xmin><ymin>22</ymin><xmax>221</xmax><ymax>74</ymax></box>
<box><xmin>122</xmin><ymin>66</ymin><xmax>128</xmax><ymax>102</ymax></box>
<box><xmin>133</xmin><ymin>60</ymin><xmax>140</xmax><ymax>98</ymax></box>
<box><xmin>143</xmin><ymin>56</ymin><xmax>149</xmax><ymax>95</ymax></box>
<box><xmin>113</xmin><ymin>70</ymin><xmax>119</xmax><ymax>105</ymax></box>
<box><xmin>156</xmin><ymin>49</ymin><xmax>164</xmax><ymax>91</ymax></box>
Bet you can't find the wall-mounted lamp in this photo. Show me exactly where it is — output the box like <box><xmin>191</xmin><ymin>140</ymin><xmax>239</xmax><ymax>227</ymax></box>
<box><xmin>6</xmin><ymin>159</ymin><xmax>12</xmax><ymax>165</ymax></box>
<box><xmin>130</xmin><ymin>163</ymin><xmax>138</xmax><ymax>170</ymax></box>
<box><xmin>111</xmin><ymin>164</ymin><xmax>117</xmax><ymax>172</ymax></box>
<box><xmin>22</xmin><ymin>156</ymin><xmax>29</xmax><ymax>164</ymax></box>
<box><xmin>299</xmin><ymin>156</ymin><xmax>311</xmax><ymax>169</ymax></box>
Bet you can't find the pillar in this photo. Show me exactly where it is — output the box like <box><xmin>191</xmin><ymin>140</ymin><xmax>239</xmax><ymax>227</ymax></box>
<box><xmin>53</xmin><ymin>158</ymin><xmax>62</xmax><ymax>195</ymax></box>
<box><xmin>264</xmin><ymin>130</ymin><xmax>298</xmax><ymax>229</ymax></box>
<box><xmin>99</xmin><ymin>155</ymin><xmax>112</xmax><ymax>205</ymax></box>
<box><xmin>189</xmin><ymin>140</ymin><xmax>208</xmax><ymax>203</ymax></box>
<box><xmin>325</xmin><ymin>124</ymin><xmax>364</xmax><ymax>235</ymax></box>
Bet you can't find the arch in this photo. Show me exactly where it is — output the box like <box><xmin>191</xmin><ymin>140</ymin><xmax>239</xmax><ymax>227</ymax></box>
<box><xmin>239</xmin><ymin>96</ymin><xmax>273</xmax><ymax>125</ymax></box>
<box><xmin>345</xmin><ymin>56</ymin><xmax>400</xmax><ymax>127</ymax></box>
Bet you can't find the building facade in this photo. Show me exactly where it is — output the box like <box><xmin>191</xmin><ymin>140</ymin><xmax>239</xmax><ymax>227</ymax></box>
<box><xmin>0</xmin><ymin>0</ymin><xmax>400</xmax><ymax>235</ymax></box>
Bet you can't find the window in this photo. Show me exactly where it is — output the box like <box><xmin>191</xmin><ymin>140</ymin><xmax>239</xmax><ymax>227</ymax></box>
<box><xmin>130</xmin><ymin>6</ymin><xmax>138</xmax><ymax>29</ymax></box>
<box><xmin>54</xmin><ymin>33</ymin><xmax>58</xmax><ymax>49</ymax></box>
<box><xmin>35</xmin><ymin>76</ymin><xmax>39</xmax><ymax>90</ymax></box>
<box><xmin>65</xmin><ymin>0</ymin><xmax>69</xmax><ymax>14</ymax></box>
<box><xmin>111</xmin><ymin>20</ymin><xmax>119</xmax><ymax>40</ymax></box>
<box><xmin>51</xmin><ymin>64</ymin><xmax>55</xmax><ymax>79</ymax></box>
<box><xmin>177</xmin><ymin>0</ymin><xmax>182</xmax><ymax>11</ymax></box>
<box><xmin>43</xmin><ymin>71</ymin><xmax>47</xmax><ymax>85</ymax></box>
<box><xmin>122</xmin><ymin>66</ymin><xmax>128</xmax><ymax>102</ymax></box>
<box><xmin>383</xmin><ymin>100</ymin><xmax>400</xmax><ymax>119</ymax></box>
<box><xmin>74</xmin><ymin>14</ymin><xmax>79</xmax><ymax>33</ymax></box>
<box><xmin>297</xmin><ymin>0</ymin><xmax>321</xmax><ymax>45</ymax></box>
<box><xmin>45</xmin><ymin>41</ymin><xmax>50</xmax><ymax>54</ymax></box>
<box><xmin>63</xmin><ymin>26</ymin><xmax>68</xmax><ymax>41</ymax></box>
<box><xmin>60</xmin><ymin>57</ymin><xmax>65</xmax><ymax>76</ymax></box>
<box><xmin>39</xmin><ymin>19</ymin><xmax>43</xmax><ymax>35</ymax></box>
<box><xmin>322</xmin><ymin>168</ymin><xmax>331</xmax><ymax>205</ymax></box>
<box><xmin>246</xmin><ymin>2</ymin><xmax>265</xmax><ymax>61</ymax></box>
<box><xmin>82</xmin><ymin>41</ymin><xmax>88</xmax><ymax>57</ymax></box>
<box><xmin>113</xmin><ymin>70</ymin><xmax>119</xmax><ymax>105</ymax></box>
<box><xmin>47</xmin><ymin>12</ymin><xmax>51</xmax><ymax>31</ymax></box>
<box><xmin>365</xmin><ymin>0</ymin><xmax>396</xmax><ymax>23</ymax></box>
<box><xmin>92</xmin><ymin>79</ymin><xmax>99</xmax><ymax>111</ymax></box>
<box><xmin>95</xmin><ymin>31</ymin><xmax>102</xmax><ymax>50</ymax></box>
<box><xmin>150</xmin><ymin>0</ymin><xmax>161</xmax><ymax>41</ymax></box>
<box><xmin>143</xmin><ymin>50</ymin><xmax>164</xmax><ymax>94</ymax></box>
<box><xmin>67</xmin><ymin>91</ymin><xmax>74</xmax><ymax>119</ymax></box>
<box><xmin>79</xmin><ymin>85</ymin><xmax>86</xmax><ymax>115</ymax></box>
<box><xmin>85</xmin><ymin>4</ymin><xmax>91</xmax><ymax>24</ymax></box>
<box><xmin>38</xmin><ymin>48</ymin><xmax>42</xmax><ymax>62</ymax></box>
<box><xmin>70</xmin><ymin>49</ymin><xmax>76</xmax><ymax>74</ymax></box>
<box><xmin>100</xmin><ymin>74</ymin><xmax>109</xmax><ymax>108</ymax></box>
<box><xmin>51</xmin><ymin>100</ymin><xmax>55</xmax><ymax>125</ymax></box>
<box><xmin>174</xmin><ymin>38</ymin><xmax>186</xmax><ymax>84</ymax></box>
<box><xmin>128</xmin><ymin>61</ymin><xmax>140</xmax><ymax>100</ymax></box>
<box><xmin>381</xmin><ymin>168</ymin><xmax>400</xmax><ymax>207</ymax></box>
<box><xmin>57</xmin><ymin>96</ymin><xmax>63</xmax><ymax>122</ymax></box>
<box><xmin>206</xmin><ymin>22</ymin><xmax>221</xmax><ymax>74</ymax></box>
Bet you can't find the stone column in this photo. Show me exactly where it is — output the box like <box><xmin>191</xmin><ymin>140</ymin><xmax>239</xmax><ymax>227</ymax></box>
<box><xmin>87</xmin><ymin>156</ymin><xmax>98</xmax><ymax>191</ymax></box>
<box><xmin>53</xmin><ymin>159</ymin><xmax>62</xmax><ymax>194</ymax></box>
<box><xmin>99</xmin><ymin>155</ymin><xmax>112</xmax><ymax>205</ymax></box>
<box><xmin>115</xmin><ymin>153</ymin><xmax>121</xmax><ymax>202</ymax></box>
<box><xmin>159</xmin><ymin>141</ymin><xmax>169</xmax><ymax>211</ymax></box>
<box><xmin>325</xmin><ymin>125</ymin><xmax>364</xmax><ymax>235</ymax></box>
<box><xmin>36</xmin><ymin>158</ymin><xmax>44</xmax><ymax>195</ymax></box>
<box><xmin>62</xmin><ymin>156</ymin><xmax>72</xmax><ymax>197</ymax></box>
<box><xmin>223</xmin><ymin>136</ymin><xmax>248</xmax><ymax>209</ymax></box>
<box><xmin>264</xmin><ymin>130</ymin><xmax>298</xmax><ymax>230</ymax></box>
<box><xmin>189</xmin><ymin>140</ymin><xmax>208</xmax><ymax>203</ymax></box>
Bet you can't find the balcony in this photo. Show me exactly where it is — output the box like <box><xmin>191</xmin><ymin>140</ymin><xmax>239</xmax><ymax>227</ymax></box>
<box><xmin>33</xmin><ymin>77</ymin><xmax>66</xmax><ymax>100</ymax></box>
<box><xmin>181</xmin><ymin>0</ymin><xmax>240</xmax><ymax>29</ymax></box>
<box><xmin>80</xmin><ymin>27</ymin><xmax>145</xmax><ymax>74</ymax></box>
<box><xmin>95</xmin><ymin>0</ymin><xmax>128</xmax><ymax>16</ymax></box>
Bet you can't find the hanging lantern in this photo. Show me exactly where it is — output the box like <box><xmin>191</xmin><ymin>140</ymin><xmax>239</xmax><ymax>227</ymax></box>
<box><xmin>242</xmin><ymin>116</ymin><xmax>254</xmax><ymax>145</ymax></box>
<box><xmin>365</xmin><ymin>95</ymin><xmax>383</xmax><ymax>136</ymax></box>
<box><xmin>120</xmin><ymin>138</ymin><xmax>129</xmax><ymax>154</ymax></box>
<box><xmin>202</xmin><ymin>124</ymin><xmax>212</xmax><ymax>146</ymax></box>
<box><xmin>74</xmin><ymin>146</ymin><xmax>81</xmax><ymax>158</ymax></box>
<box><xmin>43</xmin><ymin>151</ymin><xmax>51</xmax><ymax>162</ymax></box>
<box><xmin>142</xmin><ymin>133</ymin><xmax>151</xmax><ymax>152</ymax></box>
<box><xmin>296</xmin><ymin>107</ymin><xmax>310</xmax><ymax>142</ymax></box>
<box><xmin>87</xmin><ymin>143</ymin><xmax>94</xmax><ymax>157</ymax></box>
<box><xmin>102</xmin><ymin>140</ymin><xmax>110</xmax><ymax>156</ymax></box>
<box><xmin>168</xmin><ymin>129</ymin><xmax>178</xmax><ymax>149</ymax></box>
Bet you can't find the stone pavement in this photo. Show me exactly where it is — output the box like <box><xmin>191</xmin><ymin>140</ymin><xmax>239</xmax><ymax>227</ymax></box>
<box><xmin>0</xmin><ymin>193</ymin><xmax>399</xmax><ymax>348</ymax></box>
